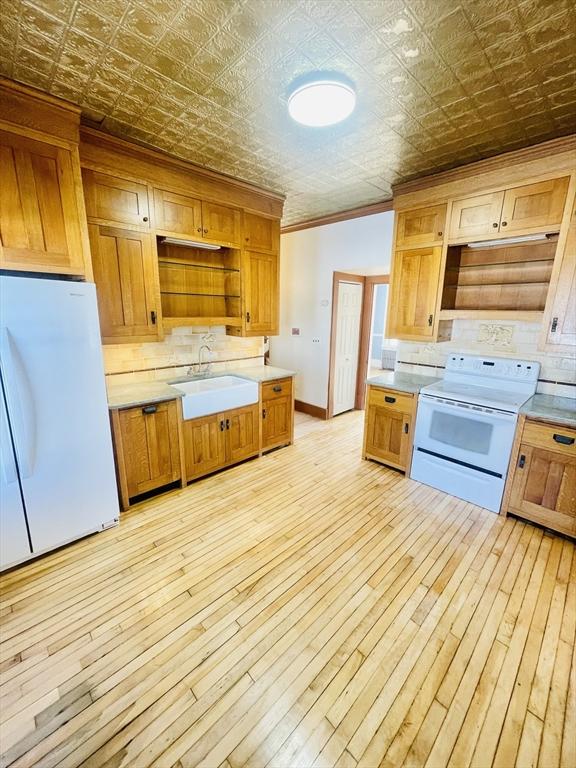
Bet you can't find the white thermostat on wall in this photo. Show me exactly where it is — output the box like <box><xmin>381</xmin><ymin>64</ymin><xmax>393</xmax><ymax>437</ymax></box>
<box><xmin>291</xmin><ymin>327</ymin><xmax>300</xmax><ymax>336</ymax></box>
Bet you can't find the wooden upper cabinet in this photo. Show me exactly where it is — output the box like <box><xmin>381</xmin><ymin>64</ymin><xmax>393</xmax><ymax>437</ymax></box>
<box><xmin>115</xmin><ymin>400</ymin><xmax>182</xmax><ymax>502</ymax></box>
<box><xmin>541</xmin><ymin>199</ymin><xmax>575</xmax><ymax>350</ymax></box>
<box><xmin>449</xmin><ymin>177</ymin><xmax>569</xmax><ymax>242</ymax></box>
<box><xmin>201</xmin><ymin>201</ymin><xmax>241</xmax><ymax>246</ymax></box>
<box><xmin>508</xmin><ymin>420</ymin><xmax>576</xmax><ymax>537</ymax></box>
<box><xmin>243</xmin><ymin>213</ymin><xmax>280</xmax><ymax>253</ymax></box>
<box><xmin>82</xmin><ymin>169</ymin><xmax>150</xmax><ymax>229</ymax></box>
<box><xmin>0</xmin><ymin>130</ymin><xmax>86</xmax><ymax>275</ymax></box>
<box><xmin>449</xmin><ymin>191</ymin><xmax>505</xmax><ymax>241</ymax></box>
<box><xmin>88</xmin><ymin>224</ymin><xmax>161</xmax><ymax>343</ymax></box>
<box><xmin>386</xmin><ymin>246</ymin><xmax>442</xmax><ymax>339</ymax></box>
<box><xmin>500</xmin><ymin>177</ymin><xmax>569</xmax><ymax>234</ymax></box>
<box><xmin>395</xmin><ymin>204</ymin><xmax>447</xmax><ymax>248</ymax></box>
<box><xmin>153</xmin><ymin>187</ymin><xmax>202</xmax><ymax>237</ymax></box>
<box><xmin>244</xmin><ymin>249</ymin><xmax>279</xmax><ymax>335</ymax></box>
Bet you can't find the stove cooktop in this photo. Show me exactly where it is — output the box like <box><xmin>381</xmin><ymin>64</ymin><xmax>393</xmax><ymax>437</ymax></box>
<box><xmin>419</xmin><ymin>380</ymin><xmax>533</xmax><ymax>413</ymax></box>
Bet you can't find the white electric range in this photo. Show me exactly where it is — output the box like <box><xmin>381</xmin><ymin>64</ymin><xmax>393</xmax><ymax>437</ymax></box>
<box><xmin>410</xmin><ymin>354</ymin><xmax>540</xmax><ymax>513</ymax></box>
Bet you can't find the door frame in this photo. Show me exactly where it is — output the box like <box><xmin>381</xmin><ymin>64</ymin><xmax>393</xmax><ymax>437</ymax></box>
<box><xmin>327</xmin><ymin>272</ymin><xmax>365</xmax><ymax>419</ymax></box>
<box><xmin>357</xmin><ymin>275</ymin><xmax>390</xmax><ymax>411</ymax></box>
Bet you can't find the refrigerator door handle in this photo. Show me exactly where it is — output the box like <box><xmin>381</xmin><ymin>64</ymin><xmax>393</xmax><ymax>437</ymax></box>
<box><xmin>0</xmin><ymin>328</ymin><xmax>36</xmax><ymax>478</ymax></box>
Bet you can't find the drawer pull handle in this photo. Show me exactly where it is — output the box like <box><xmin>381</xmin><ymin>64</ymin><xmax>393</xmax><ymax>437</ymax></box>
<box><xmin>518</xmin><ymin>454</ymin><xmax>525</xmax><ymax>468</ymax></box>
<box><xmin>404</xmin><ymin>423</ymin><xmax>409</xmax><ymax>434</ymax></box>
<box><xmin>553</xmin><ymin>434</ymin><xmax>574</xmax><ymax>445</ymax></box>
<box><xmin>385</xmin><ymin>395</ymin><xmax>396</xmax><ymax>403</ymax></box>
<box><xmin>142</xmin><ymin>405</ymin><xmax>157</xmax><ymax>414</ymax></box>
<box><xmin>273</xmin><ymin>385</ymin><xmax>282</xmax><ymax>393</ymax></box>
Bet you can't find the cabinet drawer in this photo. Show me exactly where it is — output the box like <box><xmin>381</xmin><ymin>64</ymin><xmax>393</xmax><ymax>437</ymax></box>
<box><xmin>522</xmin><ymin>420</ymin><xmax>576</xmax><ymax>456</ymax></box>
<box><xmin>367</xmin><ymin>386</ymin><xmax>414</xmax><ymax>414</ymax></box>
<box><xmin>262</xmin><ymin>377</ymin><xmax>293</xmax><ymax>402</ymax></box>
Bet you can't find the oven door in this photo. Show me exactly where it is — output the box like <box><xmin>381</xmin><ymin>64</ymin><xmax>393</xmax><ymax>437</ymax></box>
<box><xmin>413</xmin><ymin>393</ymin><xmax>518</xmax><ymax>475</ymax></box>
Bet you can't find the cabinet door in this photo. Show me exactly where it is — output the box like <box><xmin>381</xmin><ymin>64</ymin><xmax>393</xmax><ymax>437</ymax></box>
<box><xmin>386</xmin><ymin>246</ymin><xmax>442</xmax><ymax>340</ymax></box>
<box><xmin>500</xmin><ymin>177</ymin><xmax>569</xmax><ymax>235</ymax></box>
<box><xmin>509</xmin><ymin>444</ymin><xmax>576</xmax><ymax>536</ymax></box>
<box><xmin>449</xmin><ymin>191</ymin><xmax>505</xmax><ymax>240</ymax></box>
<box><xmin>225</xmin><ymin>404</ymin><xmax>260</xmax><ymax>464</ymax></box>
<box><xmin>244</xmin><ymin>250</ymin><xmax>279</xmax><ymax>335</ymax></box>
<box><xmin>119</xmin><ymin>401</ymin><xmax>181</xmax><ymax>498</ymax></box>
<box><xmin>262</xmin><ymin>378</ymin><xmax>293</xmax><ymax>451</ymax></box>
<box><xmin>82</xmin><ymin>169</ymin><xmax>150</xmax><ymax>228</ymax></box>
<box><xmin>243</xmin><ymin>213</ymin><xmax>280</xmax><ymax>253</ymax></box>
<box><xmin>182</xmin><ymin>412</ymin><xmax>225</xmax><ymax>481</ymax></box>
<box><xmin>395</xmin><ymin>204</ymin><xmax>446</xmax><ymax>248</ymax></box>
<box><xmin>364</xmin><ymin>404</ymin><xmax>412</xmax><ymax>471</ymax></box>
<box><xmin>154</xmin><ymin>188</ymin><xmax>203</xmax><ymax>237</ymax></box>
<box><xmin>0</xmin><ymin>130</ymin><xmax>86</xmax><ymax>275</ymax></box>
<box><xmin>89</xmin><ymin>224</ymin><xmax>161</xmax><ymax>342</ymax></box>
<box><xmin>541</xmin><ymin>199</ymin><xmax>575</xmax><ymax>350</ymax></box>
<box><xmin>201</xmin><ymin>201</ymin><xmax>241</xmax><ymax>246</ymax></box>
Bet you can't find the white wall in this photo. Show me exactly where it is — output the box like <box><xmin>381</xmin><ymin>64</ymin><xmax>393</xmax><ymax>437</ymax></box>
<box><xmin>269</xmin><ymin>211</ymin><xmax>394</xmax><ymax>408</ymax></box>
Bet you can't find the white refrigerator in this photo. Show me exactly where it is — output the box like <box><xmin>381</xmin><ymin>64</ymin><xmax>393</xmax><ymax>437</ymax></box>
<box><xmin>0</xmin><ymin>274</ymin><xmax>119</xmax><ymax>571</ymax></box>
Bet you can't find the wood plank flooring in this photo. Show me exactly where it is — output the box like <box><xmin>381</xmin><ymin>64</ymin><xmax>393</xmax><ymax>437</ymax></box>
<box><xmin>0</xmin><ymin>410</ymin><xmax>574</xmax><ymax>768</ymax></box>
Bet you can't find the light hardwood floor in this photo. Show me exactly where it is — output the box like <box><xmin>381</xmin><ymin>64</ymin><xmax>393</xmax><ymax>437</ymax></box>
<box><xmin>0</xmin><ymin>411</ymin><xmax>574</xmax><ymax>768</ymax></box>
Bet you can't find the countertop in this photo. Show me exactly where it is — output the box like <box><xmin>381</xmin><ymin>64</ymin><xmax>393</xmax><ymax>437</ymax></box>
<box><xmin>107</xmin><ymin>365</ymin><xmax>295</xmax><ymax>409</ymax></box>
<box><xmin>366</xmin><ymin>370</ymin><xmax>441</xmax><ymax>395</ymax></box>
<box><xmin>520</xmin><ymin>394</ymin><xmax>576</xmax><ymax>429</ymax></box>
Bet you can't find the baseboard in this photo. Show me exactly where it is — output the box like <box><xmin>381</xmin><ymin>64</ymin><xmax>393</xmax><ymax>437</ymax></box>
<box><xmin>295</xmin><ymin>399</ymin><xmax>328</xmax><ymax>420</ymax></box>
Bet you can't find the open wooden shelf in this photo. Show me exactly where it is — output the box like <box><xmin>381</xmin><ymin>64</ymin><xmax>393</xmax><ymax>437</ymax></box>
<box><xmin>441</xmin><ymin>237</ymin><xmax>558</xmax><ymax>314</ymax></box>
<box><xmin>157</xmin><ymin>240</ymin><xmax>242</xmax><ymax>327</ymax></box>
<box><xmin>439</xmin><ymin>309</ymin><xmax>545</xmax><ymax>321</ymax></box>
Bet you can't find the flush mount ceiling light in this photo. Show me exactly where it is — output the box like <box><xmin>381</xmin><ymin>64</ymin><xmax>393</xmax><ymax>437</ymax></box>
<box><xmin>287</xmin><ymin>72</ymin><xmax>356</xmax><ymax>127</ymax></box>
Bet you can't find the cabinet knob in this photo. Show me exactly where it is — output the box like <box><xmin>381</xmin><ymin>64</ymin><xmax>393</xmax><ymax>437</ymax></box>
<box><xmin>245</xmin><ymin>236</ymin><xmax>249</xmax><ymax>242</ymax></box>
<box><xmin>246</xmin><ymin>311</ymin><xmax>251</xmax><ymax>323</ymax></box>
<box><xmin>518</xmin><ymin>454</ymin><xmax>526</xmax><ymax>468</ymax></box>
<box><xmin>143</xmin><ymin>216</ymin><xmax>148</xmax><ymax>222</ymax></box>
<box><xmin>551</xmin><ymin>317</ymin><xmax>559</xmax><ymax>333</ymax></box>
<box><xmin>225</xmin><ymin>418</ymin><xmax>230</xmax><ymax>430</ymax></box>
<box><xmin>501</xmin><ymin>221</ymin><xmax>507</xmax><ymax>227</ymax></box>
<box><xmin>492</xmin><ymin>222</ymin><xmax>498</xmax><ymax>228</ymax></box>
<box><xmin>220</xmin><ymin>420</ymin><xmax>225</xmax><ymax>431</ymax></box>
<box><xmin>203</xmin><ymin>228</ymin><xmax>208</xmax><ymax>234</ymax></box>
<box><xmin>438</xmin><ymin>231</ymin><xmax>443</xmax><ymax>237</ymax></box>
<box><xmin>262</xmin><ymin>408</ymin><xmax>267</xmax><ymax>419</ymax></box>
<box><xmin>428</xmin><ymin>314</ymin><xmax>433</xmax><ymax>326</ymax></box>
<box><xmin>197</xmin><ymin>227</ymin><xmax>202</xmax><ymax>233</ymax></box>
<box><xmin>404</xmin><ymin>423</ymin><xmax>409</xmax><ymax>434</ymax></box>
<box><xmin>150</xmin><ymin>310</ymin><xmax>157</xmax><ymax>325</ymax></box>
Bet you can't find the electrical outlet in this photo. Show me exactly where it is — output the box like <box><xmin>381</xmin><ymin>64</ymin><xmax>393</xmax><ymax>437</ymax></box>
<box><xmin>291</xmin><ymin>327</ymin><xmax>300</xmax><ymax>336</ymax></box>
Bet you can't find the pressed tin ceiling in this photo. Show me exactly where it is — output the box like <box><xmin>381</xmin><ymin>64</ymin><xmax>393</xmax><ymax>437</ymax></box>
<box><xmin>0</xmin><ymin>1</ymin><xmax>575</xmax><ymax>225</ymax></box>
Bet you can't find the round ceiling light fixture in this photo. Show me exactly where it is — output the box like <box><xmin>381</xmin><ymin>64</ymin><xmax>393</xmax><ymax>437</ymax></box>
<box><xmin>287</xmin><ymin>72</ymin><xmax>356</xmax><ymax>127</ymax></box>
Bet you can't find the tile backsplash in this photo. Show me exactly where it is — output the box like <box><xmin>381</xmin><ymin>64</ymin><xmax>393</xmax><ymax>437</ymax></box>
<box><xmin>396</xmin><ymin>320</ymin><xmax>576</xmax><ymax>398</ymax></box>
<box><xmin>102</xmin><ymin>327</ymin><xmax>264</xmax><ymax>384</ymax></box>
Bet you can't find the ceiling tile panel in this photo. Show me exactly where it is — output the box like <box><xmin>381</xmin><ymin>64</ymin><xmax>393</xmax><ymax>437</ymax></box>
<box><xmin>1</xmin><ymin>0</ymin><xmax>574</xmax><ymax>224</ymax></box>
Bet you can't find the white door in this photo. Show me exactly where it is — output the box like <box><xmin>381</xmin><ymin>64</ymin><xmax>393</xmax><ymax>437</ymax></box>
<box><xmin>333</xmin><ymin>281</ymin><xmax>363</xmax><ymax>415</ymax></box>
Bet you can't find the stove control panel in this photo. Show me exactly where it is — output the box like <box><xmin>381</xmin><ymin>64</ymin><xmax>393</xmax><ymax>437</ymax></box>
<box><xmin>445</xmin><ymin>354</ymin><xmax>540</xmax><ymax>383</ymax></box>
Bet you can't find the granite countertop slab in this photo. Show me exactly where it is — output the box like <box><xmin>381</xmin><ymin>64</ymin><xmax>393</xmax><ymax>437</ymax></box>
<box><xmin>366</xmin><ymin>371</ymin><xmax>441</xmax><ymax>394</ymax></box>
<box><xmin>520</xmin><ymin>394</ymin><xmax>576</xmax><ymax>429</ymax></box>
<box><xmin>234</xmin><ymin>365</ymin><xmax>295</xmax><ymax>383</ymax></box>
<box><xmin>107</xmin><ymin>381</ymin><xmax>183</xmax><ymax>410</ymax></box>
<box><xmin>107</xmin><ymin>366</ymin><xmax>296</xmax><ymax>409</ymax></box>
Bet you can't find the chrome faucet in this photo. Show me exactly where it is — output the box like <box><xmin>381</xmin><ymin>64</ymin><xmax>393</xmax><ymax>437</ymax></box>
<box><xmin>198</xmin><ymin>344</ymin><xmax>212</xmax><ymax>374</ymax></box>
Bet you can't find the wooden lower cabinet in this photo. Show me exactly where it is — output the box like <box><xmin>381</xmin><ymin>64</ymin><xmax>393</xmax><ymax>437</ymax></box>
<box><xmin>505</xmin><ymin>418</ymin><xmax>576</xmax><ymax>537</ymax></box>
<box><xmin>182</xmin><ymin>403</ymin><xmax>260</xmax><ymax>482</ymax></box>
<box><xmin>362</xmin><ymin>386</ymin><xmax>415</xmax><ymax>472</ymax></box>
<box><xmin>262</xmin><ymin>377</ymin><xmax>294</xmax><ymax>451</ymax></box>
<box><xmin>110</xmin><ymin>399</ymin><xmax>185</xmax><ymax>509</ymax></box>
